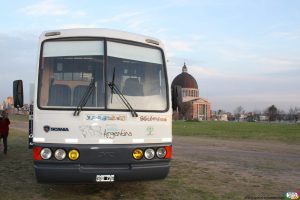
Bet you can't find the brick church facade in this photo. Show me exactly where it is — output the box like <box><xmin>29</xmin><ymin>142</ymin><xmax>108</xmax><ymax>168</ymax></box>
<box><xmin>171</xmin><ymin>63</ymin><xmax>211</xmax><ymax>120</ymax></box>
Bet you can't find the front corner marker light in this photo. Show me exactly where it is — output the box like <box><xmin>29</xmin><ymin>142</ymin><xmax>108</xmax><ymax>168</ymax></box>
<box><xmin>33</xmin><ymin>146</ymin><xmax>42</xmax><ymax>160</ymax></box>
<box><xmin>144</xmin><ymin>148</ymin><xmax>155</xmax><ymax>160</ymax></box>
<box><xmin>40</xmin><ymin>148</ymin><xmax>52</xmax><ymax>160</ymax></box>
<box><xmin>55</xmin><ymin>149</ymin><xmax>66</xmax><ymax>160</ymax></box>
<box><xmin>156</xmin><ymin>147</ymin><xmax>167</xmax><ymax>159</ymax></box>
<box><xmin>68</xmin><ymin>149</ymin><xmax>80</xmax><ymax>161</ymax></box>
<box><xmin>132</xmin><ymin>149</ymin><xmax>143</xmax><ymax>160</ymax></box>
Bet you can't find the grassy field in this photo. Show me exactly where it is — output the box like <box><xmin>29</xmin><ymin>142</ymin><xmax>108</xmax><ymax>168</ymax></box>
<box><xmin>8</xmin><ymin>114</ymin><xmax>28</xmax><ymax>122</ymax></box>
<box><xmin>0</xmin><ymin>129</ymin><xmax>213</xmax><ymax>200</ymax></box>
<box><xmin>173</xmin><ymin>120</ymin><xmax>300</xmax><ymax>143</ymax></box>
<box><xmin>1</xmin><ymin>118</ymin><xmax>299</xmax><ymax>199</ymax></box>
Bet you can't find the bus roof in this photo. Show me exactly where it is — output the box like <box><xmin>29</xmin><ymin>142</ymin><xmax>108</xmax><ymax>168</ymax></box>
<box><xmin>40</xmin><ymin>28</ymin><xmax>164</xmax><ymax>48</ymax></box>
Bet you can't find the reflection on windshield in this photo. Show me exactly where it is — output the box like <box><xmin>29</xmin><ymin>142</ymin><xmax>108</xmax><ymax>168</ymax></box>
<box><xmin>74</xmin><ymin>78</ymin><xmax>96</xmax><ymax>116</ymax></box>
<box><xmin>39</xmin><ymin>41</ymin><xmax>104</xmax><ymax>108</ymax></box>
<box><xmin>107</xmin><ymin>42</ymin><xmax>167</xmax><ymax>111</ymax></box>
<box><xmin>107</xmin><ymin>58</ymin><xmax>167</xmax><ymax>110</ymax></box>
<box><xmin>39</xmin><ymin>55</ymin><xmax>104</xmax><ymax>108</ymax></box>
<box><xmin>108</xmin><ymin>67</ymin><xmax>138</xmax><ymax>117</ymax></box>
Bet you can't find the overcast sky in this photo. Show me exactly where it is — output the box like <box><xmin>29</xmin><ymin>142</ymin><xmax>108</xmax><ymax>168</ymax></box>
<box><xmin>1</xmin><ymin>0</ymin><xmax>300</xmax><ymax>112</ymax></box>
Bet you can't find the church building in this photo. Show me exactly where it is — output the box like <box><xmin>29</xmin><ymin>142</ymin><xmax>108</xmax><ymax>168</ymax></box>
<box><xmin>171</xmin><ymin>63</ymin><xmax>211</xmax><ymax>120</ymax></box>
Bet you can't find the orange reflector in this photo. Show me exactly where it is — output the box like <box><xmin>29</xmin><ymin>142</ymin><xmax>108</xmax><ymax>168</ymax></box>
<box><xmin>165</xmin><ymin>146</ymin><xmax>172</xmax><ymax>159</ymax></box>
<box><xmin>132</xmin><ymin>149</ymin><xmax>143</xmax><ymax>160</ymax></box>
<box><xmin>33</xmin><ymin>146</ymin><xmax>42</xmax><ymax>161</ymax></box>
<box><xmin>68</xmin><ymin>149</ymin><xmax>80</xmax><ymax>161</ymax></box>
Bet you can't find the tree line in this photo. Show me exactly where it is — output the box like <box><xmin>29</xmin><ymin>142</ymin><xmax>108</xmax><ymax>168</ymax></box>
<box><xmin>175</xmin><ymin>102</ymin><xmax>300</xmax><ymax>122</ymax></box>
<box><xmin>230</xmin><ymin>105</ymin><xmax>300</xmax><ymax>122</ymax></box>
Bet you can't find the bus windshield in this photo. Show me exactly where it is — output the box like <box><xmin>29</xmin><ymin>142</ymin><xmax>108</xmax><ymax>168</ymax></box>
<box><xmin>38</xmin><ymin>39</ymin><xmax>168</xmax><ymax>111</ymax></box>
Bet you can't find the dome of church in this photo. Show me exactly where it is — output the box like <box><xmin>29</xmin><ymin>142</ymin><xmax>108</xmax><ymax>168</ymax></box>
<box><xmin>171</xmin><ymin>63</ymin><xmax>198</xmax><ymax>89</ymax></box>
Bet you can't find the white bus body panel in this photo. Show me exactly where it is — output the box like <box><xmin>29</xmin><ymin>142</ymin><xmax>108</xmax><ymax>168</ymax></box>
<box><xmin>40</xmin><ymin>28</ymin><xmax>164</xmax><ymax>49</ymax></box>
<box><xmin>33</xmin><ymin>109</ymin><xmax>172</xmax><ymax>144</ymax></box>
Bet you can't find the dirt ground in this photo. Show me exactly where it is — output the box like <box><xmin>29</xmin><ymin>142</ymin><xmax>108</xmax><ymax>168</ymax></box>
<box><xmin>10</xmin><ymin>121</ymin><xmax>28</xmax><ymax>132</ymax></box>
<box><xmin>9</xmin><ymin>121</ymin><xmax>300</xmax><ymax>199</ymax></box>
<box><xmin>174</xmin><ymin>136</ymin><xmax>300</xmax><ymax>198</ymax></box>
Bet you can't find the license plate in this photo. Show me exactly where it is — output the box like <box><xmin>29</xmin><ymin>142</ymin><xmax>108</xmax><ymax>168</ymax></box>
<box><xmin>96</xmin><ymin>175</ymin><xmax>115</xmax><ymax>182</ymax></box>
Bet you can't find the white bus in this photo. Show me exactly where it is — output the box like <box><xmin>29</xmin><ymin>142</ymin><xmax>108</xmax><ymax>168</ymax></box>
<box><xmin>13</xmin><ymin>28</ymin><xmax>172</xmax><ymax>183</ymax></box>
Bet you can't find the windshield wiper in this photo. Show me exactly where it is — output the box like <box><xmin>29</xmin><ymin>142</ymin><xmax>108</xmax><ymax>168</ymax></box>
<box><xmin>74</xmin><ymin>79</ymin><xmax>95</xmax><ymax>116</ymax></box>
<box><xmin>110</xmin><ymin>68</ymin><xmax>116</xmax><ymax>104</ymax></box>
<box><xmin>108</xmin><ymin>68</ymin><xmax>138</xmax><ymax>117</ymax></box>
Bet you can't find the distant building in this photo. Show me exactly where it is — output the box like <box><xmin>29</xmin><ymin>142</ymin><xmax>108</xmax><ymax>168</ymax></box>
<box><xmin>171</xmin><ymin>63</ymin><xmax>211</xmax><ymax>120</ymax></box>
<box><xmin>259</xmin><ymin>115</ymin><xmax>269</xmax><ymax>121</ymax></box>
<box><xmin>239</xmin><ymin>114</ymin><xmax>247</xmax><ymax>121</ymax></box>
<box><xmin>3</xmin><ymin>96</ymin><xmax>14</xmax><ymax>114</ymax></box>
<box><xmin>218</xmin><ymin>113</ymin><xmax>228</xmax><ymax>121</ymax></box>
<box><xmin>6</xmin><ymin>96</ymin><xmax>13</xmax><ymax>105</ymax></box>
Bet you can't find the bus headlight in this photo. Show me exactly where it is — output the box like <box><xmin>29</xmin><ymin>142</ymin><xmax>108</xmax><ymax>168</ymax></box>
<box><xmin>55</xmin><ymin>149</ymin><xmax>66</xmax><ymax>160</ymax></box>
<box><xmin>156</xmin><ymin>147</ymin><xmax>167</xmax><ymax>158</ymax></box>
<box><xmin>40</xmin><ymin>148</ymin><xmax>52</xmax><ymax>160</ymax></box>
<box><xmin>132</xmin><ymin>149</ymin><xmax>143</xmax><ymax>160</ymax></box>
<box><xmin>68</xmin><ymin>149</ymin><xmax>80</xmax><ymax>161</ymax></box>
<box><xmin>144</xmin><ymin>148</ymin><xmax>155</xmax><ymax>160</ymax></box>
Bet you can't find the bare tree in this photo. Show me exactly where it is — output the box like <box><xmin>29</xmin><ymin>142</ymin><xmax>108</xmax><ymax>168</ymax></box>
<box><xmin>227</xmin><ymin>112</ymin><xmax>235</xmax><ymax>121</ymax></box>
<box><xmin>277</xmin><ymin>109</ymin><xmax>285</xmax><ymax>121</ymax></box>
<box><xmin>265</xmin><ymin>105</ymin><xmax>278</xmax><ymax>121</ymax></box>
<box><xmin>217</xmin><ymin>109</ymin><xmax>224</xmax><ymax>115</ymax></box>
<box><xmin>253</xmin><ymin>110</ymin><xmax>261</xmax><ymax>121</ymax></box>
<box><xmin>288</xmin><ymin>107</ymin><xmax>296</xmax><ymax>121</ymax></box>
<box><xmin>296</xmin><ymin>107</ymin><xmax>300</xmax><ymax>122</ymax></box>
<box><xmin>2</xmin><ymin>101</ymin><xmax>7</xmax><ymax>109</ymax></box>
<box><xmin>287</xmin><ymin>107</ymin><xmax>300</xmax><ymax>122</ymax></box>
<box><xmin>234</xmin><ymin>106</ymin><xmax>245</xmax><ymax>122</ymax></box>
<box><xmin>179</xmin><ymin>102</ymin><xmax>193</xmax><ymax>120</ymax></box>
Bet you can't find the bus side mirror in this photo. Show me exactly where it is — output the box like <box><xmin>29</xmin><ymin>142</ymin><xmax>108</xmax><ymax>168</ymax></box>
<box><xmin>172</xmin><ymin>85</ymin><xmax>182</xmax><ymax>111</ymax></box>
<box><xmin>13</xmin><ymin>80</ymin><xmax>24</xmax><ymax>108</ymax></box>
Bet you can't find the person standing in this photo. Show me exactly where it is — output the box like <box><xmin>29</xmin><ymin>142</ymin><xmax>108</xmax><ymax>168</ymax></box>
<box><xmin>0</xmin><ymin>110</ymin><xmax>10</xmax><ymax>155</ymax></box>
